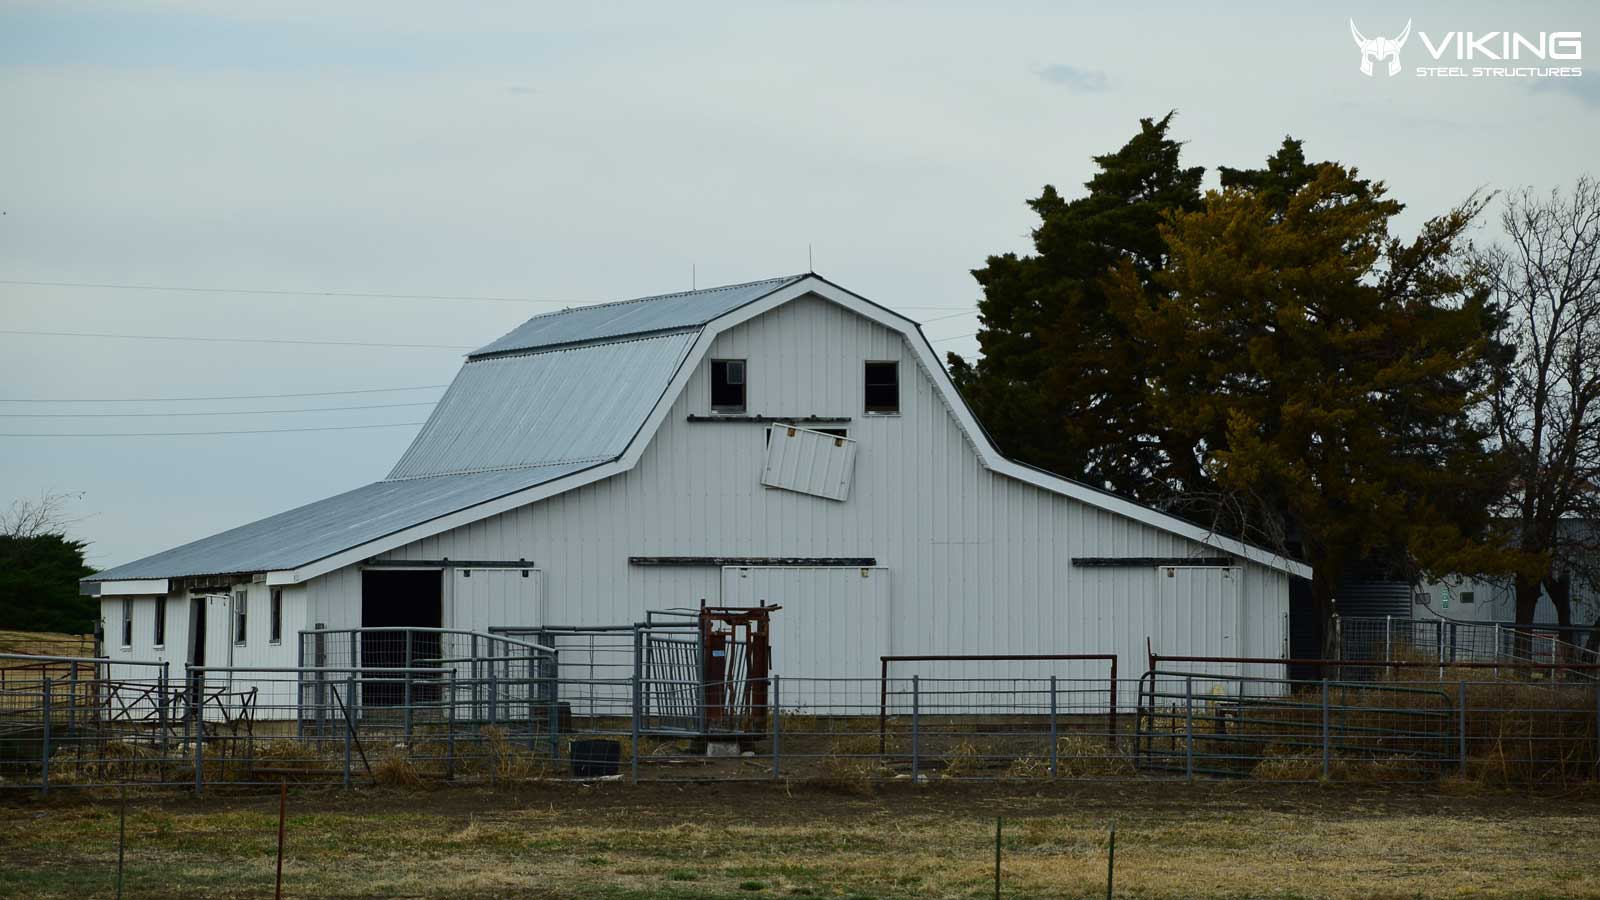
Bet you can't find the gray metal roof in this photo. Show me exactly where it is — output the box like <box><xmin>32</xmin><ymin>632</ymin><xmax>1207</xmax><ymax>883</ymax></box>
<box><xmin>470</xmin><ymin>275</ymin><xmax>805</xmax><ymax>357</ymax></box>
<box><xmin>85</xmin><ymin>277</ymin><xmax>798</xmax><ymax>584</ymax></box>
<box><xmin>388</xmin><ymin>331</ymin><xmax>695</xmax><ymax>480</ymax></box>
<box><xmin>87</xmin><ymin>462</ymin><xmax>598</xmax><ymax>581</ymax></box>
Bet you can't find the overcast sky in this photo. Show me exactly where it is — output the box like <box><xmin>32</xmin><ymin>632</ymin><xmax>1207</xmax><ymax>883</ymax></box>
<box><xmin>2</xmin><ymin>0</ymin><xmax>1596</xmax><ymax>569</ymax></box>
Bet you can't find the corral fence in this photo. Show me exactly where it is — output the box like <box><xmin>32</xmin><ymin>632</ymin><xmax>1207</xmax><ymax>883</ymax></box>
<box><xmin>4</xmin><ymin>646</ymin><xmax>1600</xmax><ymax>792</ymax></box>
<box><xmin>1338</xmin><ymin>615</ymin><xmax>1600</xmax><ymax>672</ymax></box>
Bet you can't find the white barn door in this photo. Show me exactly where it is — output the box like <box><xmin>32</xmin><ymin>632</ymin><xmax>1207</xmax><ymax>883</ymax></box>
<box><xmin>1153</xmin><ymin>566</ymin><xmax>1242</xmax><ymax>680</ymax></box>
<box><xmin>720</xmin><ymin>566</ymin><xmax>891</xmax><ymax>682</ymax></box>
<box><xmin>450</xmin><ymin>567</ymin><xmax>543</xmax><ymax>633</ymax></box>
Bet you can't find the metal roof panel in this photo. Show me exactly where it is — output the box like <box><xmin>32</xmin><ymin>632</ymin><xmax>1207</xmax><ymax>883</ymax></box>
<box><xmin>470</xmin><ymin>275</ymin><xmax>804</xmax><ymax>357</ymax></box>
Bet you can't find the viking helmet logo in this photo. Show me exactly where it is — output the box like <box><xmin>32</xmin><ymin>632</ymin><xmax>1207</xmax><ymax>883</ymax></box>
<box><xmin>1349</xmin><ymin>19</ymin><xmax>1411</xmax><ymax>76</ymax></box>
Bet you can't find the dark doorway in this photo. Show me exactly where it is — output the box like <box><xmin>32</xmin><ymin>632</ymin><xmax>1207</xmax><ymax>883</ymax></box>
<box><xmin>187</xmin><ymin>598</ymin><xmax>209</xmax><ymax>714</ymax></box>
<box><xmin>360</xmin><ymin>570</ymin><xmax>443</xmax><ymax>706</ymax></box>
<box><xmin>189</xmin><ymin>598</ymin><xmax>208</xmax><ymax>667</ymax></box>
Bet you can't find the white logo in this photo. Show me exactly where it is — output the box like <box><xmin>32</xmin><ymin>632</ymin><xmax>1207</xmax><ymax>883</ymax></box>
<box><xmin>1350</xmin><ymin>19</ymin><xmax>1411</xmax><ymax>76</ymax></box>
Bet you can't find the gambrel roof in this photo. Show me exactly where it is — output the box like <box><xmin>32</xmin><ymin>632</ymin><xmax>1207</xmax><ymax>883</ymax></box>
<box><xmin>86</xmin><ymin>274</ymin><xmax>1310</xmax><ymax>589</ymax></box>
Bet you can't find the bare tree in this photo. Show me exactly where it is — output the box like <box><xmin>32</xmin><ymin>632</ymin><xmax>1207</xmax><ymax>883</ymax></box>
<box><xmin>0</xmin><ymin>490</ymin><xmax>85</xmax><ymax>539</ymax></box>
<box><xmin>1483</xmin><ymin>176</ymin><xmax>1600</xmax><ymax>631</ymax></box>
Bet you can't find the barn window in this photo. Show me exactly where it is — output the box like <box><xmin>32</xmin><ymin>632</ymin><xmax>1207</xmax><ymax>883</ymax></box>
<box><xmin>710</xmin><ymin>359</ymin><xmax>746</xmax><ymax>412</ymax></box>
<box><xmin>120</xmin><ymin>599</ymin><xmax>133</xmax><ymax>648</ymax></box>
<box><xmin>864</xmin><ymin>361</ymin><xmax>899</xmax><ymax>414</ymax></box>
<box><xmin>234</xmin><ymin>590</ymin><xmax>248</xmax><ymax>645</ymax></box>
<box><xmin>153</xmin><ymin>596</ymin><xmax>167</xmax><ymax>647</ymax></box>
<box><xmin>270</xmin><ymin>588</ymin><xmax>283</xmax><ymax>644</ymax></box>
<box><xmin>1460</xmin><ymin>591</ymin><xmax>1475</xmax><ymax>604</ymax></box>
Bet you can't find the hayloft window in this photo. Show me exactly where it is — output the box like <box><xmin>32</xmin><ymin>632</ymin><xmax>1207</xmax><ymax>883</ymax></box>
<box><xmin>153</xmin><ymin>596</ymin><xmax>167</xmax><ymax>647</ymax></box>
<box><xmin>120</xmin><ymin>599</ymin><xmax>133</xmax><ymax>648</ymax></box>
<box><xmin>270</xmin><ymin>588</ymin><xmax>283</xmax><ymax>643</ymax></box>
<box><xmin>711</xmin><ymin>359</ymin><xmax>746</xmax><ymax>413</ymax></box>
<box><xmin>1460</xmin><ymin>591</ymin><xmax>1475</xmax><ymax>604</ymax></box>
<box><xmin>234</xmin><ymin>590</ymin><xmax>248</xmax><ymax>645</ymax></box>
<box><xmin>864</xmin><ymin>361</ymin><xmax>899</xmax><ymax>414</ymax></box>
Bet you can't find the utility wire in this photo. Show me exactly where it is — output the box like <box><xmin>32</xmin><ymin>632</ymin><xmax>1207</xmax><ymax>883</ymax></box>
<box><xmin>0</xmin><ymin>400</ymin><xmax>439</xmax><ymax>418</ymax></box>
<box><xmin>0</xmin><ymin>329</ymin><xmax>475</xmax><ymax>351</ymax></box>
<box><xmin>930</xmin><ymin>331</ymin><xmax>978</xmax><ymax>343</ymax></box>
<box><xmin>0</xmin><ymin>384</ymin><xmax>448</xmax><ymax>403</ymax></box>
<box><xmin>0</xmin><ymin>278</ymin><xmax>589</xmax><ymax>306</ymax></box>
<box><xmin>0</xmin><ymin>421</ymin><xmax>428</xmax><ymax>438</ymax></box>
<box><xmin>0</xmin><ymin>277</ymin><xmax>978</xmax><ymax>311</ymax></box>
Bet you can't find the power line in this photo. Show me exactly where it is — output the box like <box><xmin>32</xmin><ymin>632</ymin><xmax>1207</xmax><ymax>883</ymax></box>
<box><xmin>0</xmin><ymin>400</ymin><xmax>439</xmax><ymax>418</ymax></box>
<box><xmin>919</xmin><ymin>310</ymin><xmax>975</xmax><ymax>324</ymax></box>
<box><xmin>0</xmin><ymin>277</ymin><xmax>978</xmax><ymax>311</ymax></box>
<box><xmin>0</xmin><ymin>278</ymin><xmax>590</xmax><ymax>306</ymax></box>
<box><xmin>0</xmin><ymin>329</ymin><xmax>475</xmax><ymax>351</ymax></box>
<box><xmin>0</xmin><ymin>384</ymin><xmax>448</xmax><ymax>403</ymax></box>
<box><xmin>0</xmin><ymin>421</ymin><xmax>428</xmax><ymax>438</ymax></box>
<box><xmin>930</xmin><ymin>331</ymin><xmax>978</xmax><ymax>343</ymax></box>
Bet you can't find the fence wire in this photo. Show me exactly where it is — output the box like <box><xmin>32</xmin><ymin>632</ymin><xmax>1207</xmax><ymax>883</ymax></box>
<box><xmin>5</xmin><ymin>650</ymin><xmax>1600</xmax><ymax>792</ymax></box>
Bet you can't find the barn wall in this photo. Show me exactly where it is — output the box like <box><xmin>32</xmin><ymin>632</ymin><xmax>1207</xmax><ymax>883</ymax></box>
<box><xmin>100</xmin><ymin>583</ymin><xmax>308</xmax><ymax>717</ymax></box>
<box><xmin>312</xmin><ymin>293</ymin><xmax>1291</xmax><ymax>684</ymax></box>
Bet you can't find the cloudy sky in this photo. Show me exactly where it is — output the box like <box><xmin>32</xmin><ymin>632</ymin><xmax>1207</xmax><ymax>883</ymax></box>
<box><xmin>2</xmin><ymin>0</ymin><xmax>1596</xmax><ymax>569</ymax></box>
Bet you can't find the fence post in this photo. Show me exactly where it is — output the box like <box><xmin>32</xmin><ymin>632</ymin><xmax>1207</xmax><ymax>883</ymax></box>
<box><xmin>403</xmin><ymin>631</ymin><xmax>413</xmax><ymax>745</ymax></box>
<box><xmin>343</xmin><ymin>673</ymin><xmax>354</xmax><ymax>789</ymax></box>
<box><xmin>1385</xmin><ymin>615</ymin><xmax>1392</xmax><ymax>666</ymax></box>
<box><xmin>546</xmin><ymin>668</ymin><xmax>559</xmax><ymax>762</ymax></box>
<box><xmin>1183</xmin><ymin>676</ymin><xmax>1195</xmax><ymax>783</ymax></box>
<box><xmin>1494</xmin><ymin>624</ymin><xmax>1502</xmax><ymax>677</ymax></box>
<box><xmin>488</xmin><ymin>664</ymin><xmax>498</xmax><ymax>727</ymax></box>
<box><xmin>1458</xmin><ymin>680</ymin><xmax>1468</xmax><ymax>775</ymax></box>
<box><xmin>40</xmin><ymin>677</ymin><xmax>51</xmax><ymax>796</ymax></box>
<box><xmin>193</xmin><ymin>671</ymin><xmax>204</xmax><ymax>795</ymax></box>
<box><xmin>1049</xmin><ymin>675</ymin><xmax>1059</xmax><ymax>779</ymax></box>
<box><xmin>1320</xmin><ymin>679</ymin><xmax>1331</xmax><ymax>782</ymax></box>
<box><xmin>68</xmin><ymin>665</ymin><xmax>78</xmax><ymax>739</ymax></box>
<box><xmin>630</xmin><ymin>675</ymin><xmax>641</xmax><ymax>785</ymax></box>
<box><xmin>771</xmin><ymin>675</ymin><xmax>781</xmax><ymax>780</ymax></box>
<box><xmin>158</xmin><ymin>662</ymin><xmax>169</xmax><ymax>757</ymax></box>
<box><xmin>470</xmin><ymin>634</ymin><xmax>480</xmax><ymax>723</ymax></box>
<box><xmin>446</xmin><ymin>671</ymin><xmax>456</xmax><ymax>781</ymax></box>
<box><xmin>911</xmin><ymin>675</ymin><xmax>921</xmax><ymax>783</ymax></box>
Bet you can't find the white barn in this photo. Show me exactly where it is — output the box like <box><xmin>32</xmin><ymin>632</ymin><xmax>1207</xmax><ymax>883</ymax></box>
<box><xmin>83</xmin><ymin>274</ymin><xmax>1309</xmax><ymax>690</ymax></box>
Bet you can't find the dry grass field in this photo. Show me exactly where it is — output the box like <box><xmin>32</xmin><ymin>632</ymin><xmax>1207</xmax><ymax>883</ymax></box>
<box><xmin>3</xmin><ymin>781</ymin><xmax>1598</xmax><ymax>899</ymax></box>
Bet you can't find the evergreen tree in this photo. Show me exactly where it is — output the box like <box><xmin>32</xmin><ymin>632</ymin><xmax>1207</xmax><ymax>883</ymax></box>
<box><xmin>949</xmin><ymin>113</ymin><xmax>1204</xmax><ymax>497</ymax></box>
<box><xmin>1124</xmin><ymin>150</ymin><xmax>1511</xmax><ymax>623</ymax></box>
<box><xmin>0</xmin><ymin>534</ymin><xmax>98</xmax><ymax>634</ymax></box>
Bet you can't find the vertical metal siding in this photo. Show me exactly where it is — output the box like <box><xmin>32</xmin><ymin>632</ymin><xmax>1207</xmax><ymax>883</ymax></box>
<box><xmin>721</xmin><ymin>566</ymin><xmax>890</xmax><ymax>680</ymax></box>
<box><xmin>296</xmin><ymin>294</ymin><xmax>1294</xmax><ymax>682</ymax></box>
<box><xmin>760</xmin><ymin>425</ymin><xmax>858</xmax><ymax>501</ymax></box>
<box><xmin>450</xmin><ymin>568</ymin><xmax>543</xmax><ymax>632</ymax></box>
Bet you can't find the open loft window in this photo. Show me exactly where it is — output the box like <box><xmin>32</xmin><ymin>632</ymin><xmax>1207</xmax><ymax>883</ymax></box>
<box><xmin>711</xmin><ymin>359</ymin><xmax>746</xmax><ymax>413</ymax></box>
<box><xmin>270</xmin><ymin>588</ymin><xmax>283</xmax><ymax>644</ymax></box>
<box><xmin>153</xmin><ymin>595</ymin><xmax>167</xmax><ymax>647</ymax></box>
<box><xmin>864</xmin><ymin>361</ymin><xmax>899</xmax><ymax>414</ymax></box>
<box><xmin>120</xmin><ymin>599</ymin><xmax>133</xmax><ymax>648</ymax></box>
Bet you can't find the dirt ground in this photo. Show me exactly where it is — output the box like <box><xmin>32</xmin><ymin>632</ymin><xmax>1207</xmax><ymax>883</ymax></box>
<box><xmin>3</xmin><ymin>780</ymin><xmax>1598</xmax><ymax>899</ymax></box>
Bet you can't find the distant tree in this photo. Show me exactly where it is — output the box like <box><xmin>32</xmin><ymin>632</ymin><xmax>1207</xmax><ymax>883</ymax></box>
<box><xmin>0</xmin><ymin>491</ymin><xmax>98</xmax><ymax>634</ymax></box>
<box><xmin>0</xmin><ymin>535</ymin><xmax>97</xmax><ymax>634</ymax></box>
<box><xmin>948</xmin><ymin>113</ymin><xmax>1206</xmax><ymax>498</ymax></box>
<box><xmin>1120</xmin><ymin>149</ymin><xmax>1513</xmax><ymax>629</ymax></box>
<box><xmin>1479</xmin><ymin>177</ymin><xmax>1600</xmax><ymax>631</ymax></box>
